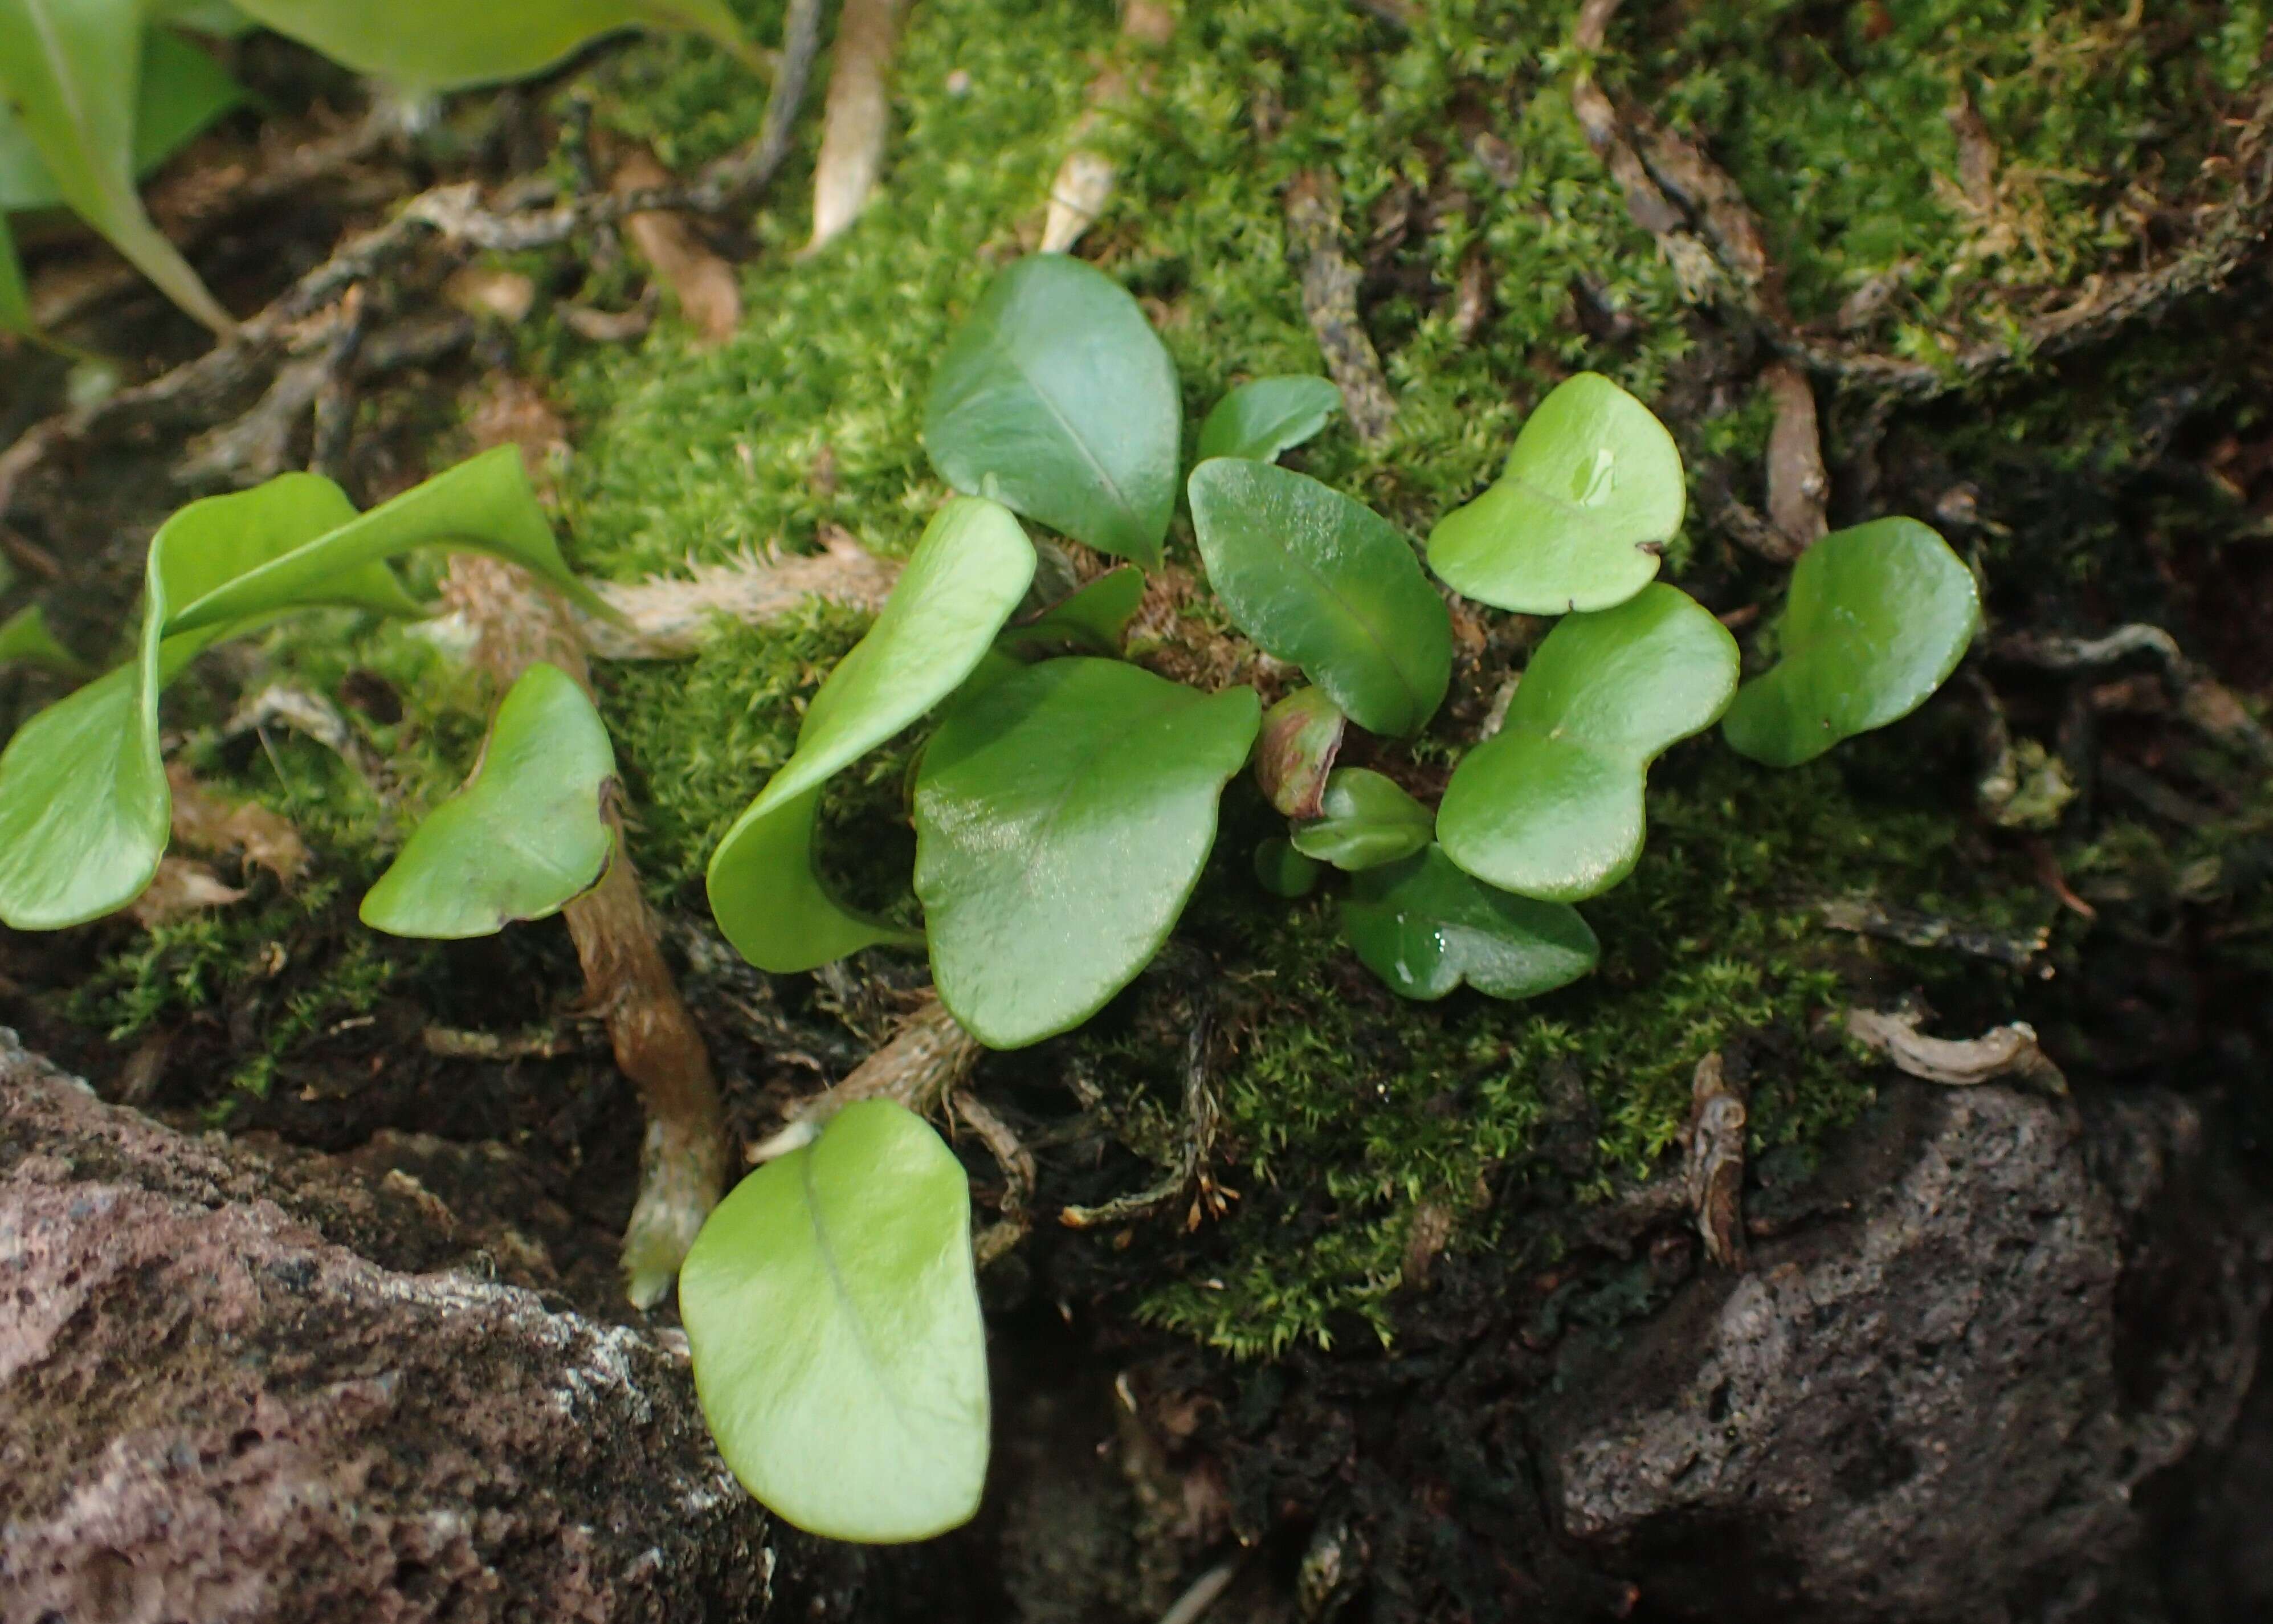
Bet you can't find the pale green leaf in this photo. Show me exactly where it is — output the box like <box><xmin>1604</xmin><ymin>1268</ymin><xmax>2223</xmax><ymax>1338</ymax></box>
<box><xmin>361</xmin><ymin>663</ymin><xmax>617</xmax><ymax>939</ymax></box>
<box><xmin>707</xmin><ymin>497</ymin><xmax>1035</xmax><ymax>973</ymax></box>
<box><xmin>1426</xmin><ymin>372</ymin><xmax>1683</xmax><ymax>615</ymax></box>
<box><xmin>915</xmin><ymin>658</ymin><xmax>1259</xmax><ymax>1048</ymax></box>
<box><xmin>0</xmin><ymin>28</ymin><xmax>244</xmax><ymax>211</ymax></box>
<box><xmin>924</xmin><ymin>255</ymin><xmax>1181</xmax><ymax>567</ymax></box>
<box><xmin>1288</xmin><ymin>766</ymin><xmax>1434</xmax><ymax>872</ymax></box>
<box><xmin>0</xmin><ymin>604</ymin><xmax>91</xmax><ymax>677</ymax></box>
<box><xmin>1437</xmin><ymin>583</ymin><xmax>1738</xmax><ymax>901</ymax></box>
<box><xmin>228</xmin><ymin>0</ymin><xmax>766</xmax><ymax>90</ymax></box>
<box><xmin>1195</xmin><ymin>375</ymin><xmax>1341</xmax><ymax>464</ymax></box>
<box><xmin>1340</xmin><ymin>845</ymin><xmax>1599</xmax><ymax>1001</ymax></box>
<box><xmin>1187</xmin><ymin>459</ymin><xmax>1450</xmax><ymax>737</ymax></box>
<box><xmin>0</xmin><ymin>0</ymin><xmax>233</xmax><ymax>332</ymax></box>
<box><xmin>681</xmin><ymin>1099</ymin><xmax>990</xmax><ymax>1544</ymax></box>
<box><xmin>1722</xmin><ymin>517</ymin><xmax>1981</xmax><ymax>768</ymax></box>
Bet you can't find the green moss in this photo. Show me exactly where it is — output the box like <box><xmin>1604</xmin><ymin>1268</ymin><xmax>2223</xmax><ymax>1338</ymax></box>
<box><xmin>1135</xmin><ymin>728</ymin><xmax>2037</xmax><ymax>1357</ymax></box>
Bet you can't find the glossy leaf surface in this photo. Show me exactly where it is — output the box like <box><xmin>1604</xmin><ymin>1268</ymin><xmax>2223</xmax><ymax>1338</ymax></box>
<box><xmin>1426</xmin><ymin>372</ymin><xmax>1683</xmax><ymax>615</ymax></box>
<box><xmin>1252</xmin><ymin>685</ymin><xmax>1345</xmax><ymax>819</ymax></box>
<box><xmin>924</xmin><ymin>255</ymin><xmax>1180</xmax><ymax>567</ymax></box>
<box><xmin>1253</xmin><ymin>836</ymin><xmax>1321</xmax><ymax>899</ymax></box>
<box><xmin>0</xmin><ymin>0</ymin><xmax>232</xmax><ymax>332</ymax></box>
<box><xmin>361</xmin><ymin>663</ymin><xmax>617</xmax><ymax>939</ymax></box>
<box><xmin>1195</xmin><ymin>375</ymin><xmax>1341</xmax><ymax>464</ymax></box>
<box><xmin>0</xmin><ymin>28</ymin><xmax>242</xmax><ymax>210</ymax></box>
<box><xmin>1288</xmin><ymin>767</ymin><xmax>1434</xmax><ymax>872</ymax></box>
<box><xmin>1722</xmin><ymin>517</ymin><xmax>1981</xmax><ymax>768</ymax></box>
<box><xmin>1437</xmin><ymin>584</ymin><xmax>1737</xmax><ymax>901</ymax></box>
<box><xmin>1188</xmin><ymin>458</ymin><xmax>1450</xmax><ymax>737</ymax></box>
<box><xmin>707</xmin><ymin>497</ymin><xmax>1034</xmax><ymax>973</ymax></box>
<box><xmin>915</xmin><ymin>659</ymin><xmax>1259</xmax><ymax>1048</ymax></box>
<box><xmin>230</xmin><ymin>0</ymin><xmax>765</xmax><ymax>89</ymax></box>
<box><xmin>0</xmin><ymin>456</ymin><xmax>591</xmax><ymax>930</ymax></box>
<box><xmin>681</xmin><ymin>1100</ymin><xmax>989</xmax><ymax>1544</ymax></box>
<box><xmin>1341</xmin><ymin>846</ymin><xmax>1599</xmax><ymax>1001</ymax></box>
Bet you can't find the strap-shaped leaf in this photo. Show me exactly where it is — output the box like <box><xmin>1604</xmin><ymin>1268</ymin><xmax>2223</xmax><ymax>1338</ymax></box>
<box><xmin>0</xmin><ymin>604</ymin><xmax>91</xmax><ymax>676</ymax></box>
<box><xmin>0</xmin><ymin>454</ymin><xmax>594</xmax><ymax>929</ymax></box>
<box><xmin>0</xmin><ymin>27</ymin><xmax>243</xmax><ymax>210</ymax></box>
<box><xmin>680</xmin><ymin>1099</ymin><xmax>990</xmax><ymax>1544</ymax></box>
<box><xmin>361</xmin><ymin>663</ymin><xmax>618</xmax><ymax>939</ymax></box>
<box><xmin>1437</xmin><ymin>583</ymin><xmax>1738</xmax><ymax>902</ymax></box>
<box><xmin>1289</xmin><ymin>767</ymin><xmax>1433</xmax><ymax>872</ymax></box>
<box><xmin>228</xmin><ymin>0</ymin><xmax>767</xmax><ymax>90</ymax></box>
<box><xmin>707</xmin><ymin>497</ymin><xmax>1035</xmax><ymax>973</ymax></box>
<box><xmin>1426</xmin><ymin>372</ymin><xmax>1684</xmax><ymax>615</ymax></box>
<box><xmin>1196</xmin><ymin>375</ymin><xmax>1341</xmax><ymax>464</ymax></box>
<box><xmin>915</xmin><ymin>658</ymin><xmax>1259</xmax><ymax>1048</ymax></box>
<box><xmin>0</xmin><ymin>0</ymin><xmax>232</xmax><ymax>332</ymax></box>
<box><xmin>1188</xmin><ymin>459</ymin><xmax>1450</xmax><ymax>737</ymax></box>
<box><xmin>924</xmin><ymin>255</ymin><xmax>1181</xmax><ymax>568</ymax></box>
<box><xmin>1723</xmin><ymin>517</ymin><xmax>1981</xmax><ymax>768</ymax></box>
<box><xmin>1341</xmin><ymin>846</ymin><xmax>1599</xmax><ymax>1001</ymax></box>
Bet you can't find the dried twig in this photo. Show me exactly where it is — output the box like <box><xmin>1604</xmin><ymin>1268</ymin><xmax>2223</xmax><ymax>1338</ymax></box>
<box><xmin>421</xmin><ymin>1022</ymin><xmax>606</xmax><ymax>1061</ymax></box>
<box><xmin>746</xmin><ymin>993</ymin><xmax>981</xmax><ymax>1162</ymax></box>
<box><xmin>443</xmin><ymin>554</ymin><xmax>729</xmax><ymax>1308</ymax></box>
<box><xmin>1285</xmin><ymin>171</ymin><xmax>1396</xmax><ymax>446</ymax></box>
<box><xmin>1846</xmin><ymin>1003</ymin><xmax>2066</xmax><ymax>1091</ymax></box>
<box><xmin>1819</xmin><ymin>895</ymin><xmax>2050</xmax><ymax>969</ymax></box>
<box><xmin>615</xmin><ymin>150</ymin><xmax>742</xmax><ymax>346</ymax></box>
<box><xmin>805</xmin><ymin>0</ymin><xmax>908</xmax><ymax>253</ymax></box>
<box><xmin>1683</xmin><ymin>1052</ymin><xmax>1747</xmax><ymax>1268</ymax></box>
<box><xmin>1994</xmin><ymin>623</ymin><xmax>2273</xmax><ymax>766</ymax></box>
<box><xmin>1060</xmin><ymin>993</ymin><xmax>1223</xmax><ymax>1231</ymax></box>
<box><xmin>167</xmin><ymin>764</ymin><xmax>310</xmax><ymax>885</ymax></box>
<box><xmin>1761</xmin><ymin>361</ymin><xmax>1829</xmax><ymax>552</ymax></box>
<box><xmin>956</xmin><ymin>1088</ymin><xmax>1038</xmax><ymax>1266</ymax></box>
<box><xmin>576</xmin><ymin>527</ymin><xmax>902</xmax><ymax>658</ymax></box>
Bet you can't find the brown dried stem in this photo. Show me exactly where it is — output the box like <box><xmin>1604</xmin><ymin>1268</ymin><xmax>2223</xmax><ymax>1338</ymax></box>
<box><xmin>1285</xmin><ymin>171</ymin><xmax>1397</xmax><ymax>447</ymax></box>
<box><xmin>442</xmin><ymin>555</ymin><xmax>729</xmax><ymax>1309</ymax></box>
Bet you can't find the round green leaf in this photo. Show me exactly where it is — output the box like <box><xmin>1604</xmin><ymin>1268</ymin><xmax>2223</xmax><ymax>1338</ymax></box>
<box><xmin>1253</xmin><ymin>836</ymin><xmax>1322</xmax><ymax>899</ymax></box>
<box><xmin>914</xmin><ymin>658</ymin><xmax>1260</xmax><ymax>1049</ymax></box>
<box><xmin>227</xmin><ymin>0</ymin><xmax>766</xmax><ymax>91</ymax></box>
<box><xmin>1341</xmin><ymin>845</ymin><xmax>1600</xmax><ymax>1001</ymax></box>
<box><xmin>361</xmin><ymin>663</ymin><xmax>617</xmax><ymax>939</ymax></box>
<box><xmin>1187</xmin><ymin>459</ymin><xmax>1451</xmax><ymax>737</ymax></box>
<box><xmin>1195</xmin><ymin>375</ymin><xmax>1342</xmax><ymax>464</ymax></box>
<box><xmin>1426</xmin><ymin>372</ymin><xmax>1684</xmax><ymax>615</ymax></box>
<box><xmin>680</xmin><ymin>1099</ymin><xmax>989</xmax><ymax>1544</ymax></box>
<box><xmin>1252</xmin><ymin>685</ymin><xmax>1346</xmax><ymax>819</ymax></box>
<box><xmin>1722</xmin><ymin>516</ymin><xmax>1982</xmax><ymax>768</ymax></box>
<box><xmin>707</xmin><ymin>497</ymin><xmax>1035</xmax><ymax>973</ymax></box>
<box><xmin>1437</xmin><ymin>583</ymin><xmax>1738</xmax><ymax>902</ymax></box>
<box><xmin>1288</xmin><ymin>766</ymin><xmax>1434</xmax><ymax>872</ymax></box>
<box><xmin>923</xmin><ymin>255</ymin><xmax>1181</xmax><ymax>568</ymax></box>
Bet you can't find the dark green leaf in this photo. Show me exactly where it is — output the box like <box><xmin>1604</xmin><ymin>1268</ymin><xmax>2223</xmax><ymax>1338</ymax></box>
<box><xmin>915</xmin><ymin>658</ymin><xmax>1259</xmax><ymax>1048</ymax></box>
<box><xmin>997</xmin><ymin>565</ymin><xmax>1145</xmax><ymax>659</ymax></box>
<box><xmin>1340</xmin><ymin>846</ymin><xmax>1598</xmax><ymax>1001</ymax></box>
<box><xmin>361</xmin><ymin>663</ymin><xmax>617</xmax><ymax>939</ymax></box>
<box><xmin>1253</xmin><ymin>835</ymin><xmax>1322</xmax><ymax>899</ymax></box>
<box><xmin>1195</xmin><ymin>375</ymin><xmax>1341</xmax><ymax>464</ymax></box>
<box><xmin>1187</xmin><ymin>458</ymin><xmax>1450</xmax><ymax>737</ymax></box>
<box><xmin>229</xmin><ymin>0</ymin><xmax>767</xmax><ymax>89</ymax></box>
<box><xmin>1437</xmin><ymin>583</ymin><xmax>1738</xmax><ymax>901</ymax></box>
<box><xmin>1426</xmin><ymin>372</ymin><xmax>1683</xmax><ymax>615</ymax></box>
<box><xmin>0</xmin><ymin>0</ymin><xmax>233</xmax><ymax>331</ymax></box>
<box><xmin>707</xmin><ymin>497</ymin><xmax>1035</xmax><ymax>973</ymax></box>
<box><xmin>1722</xmin><ymin>517</ymin><xmax>1981</xmax><ymax>767</ymax></box>
<box><xmin>924</xmin><ymin>255</ymin><xmax>1181</xmax><ymax>567</ymax></box>
<box><xmin>1252</xmin><ymin>685</ymin><xmax>1345</xmax><ymax>819</ymax></box>
<box><xmin>1288</xmin><ymin>766</ymin><xmax>1433</xmax><ymax>872</ymax></box>
<box><xmin>681</xmin><ymin>1099</ymin><xmax>989</xmax><ymax>1544</ymax></box>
